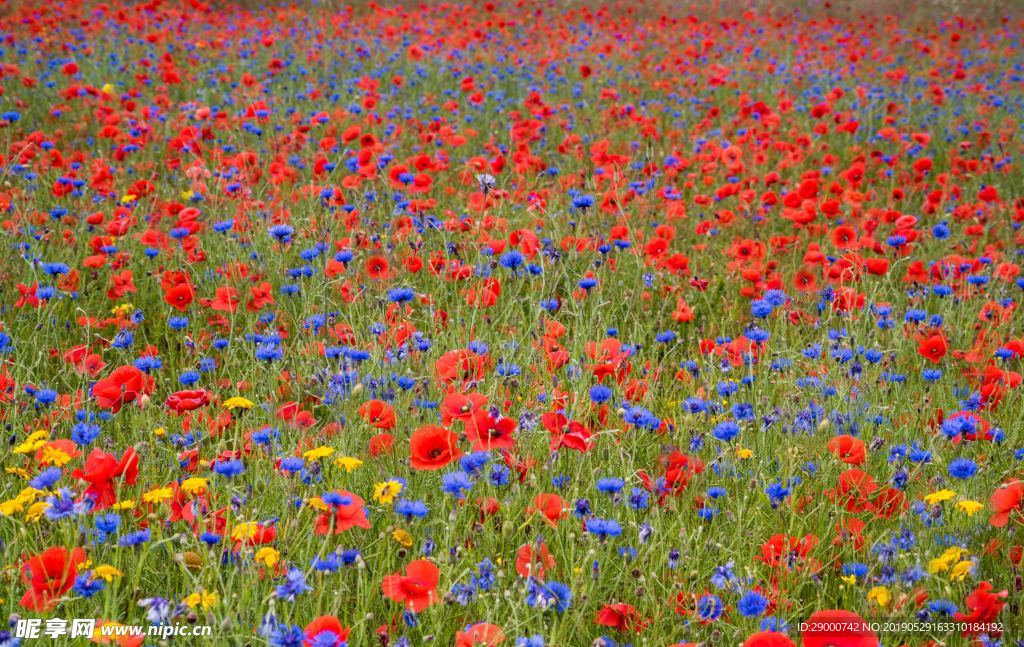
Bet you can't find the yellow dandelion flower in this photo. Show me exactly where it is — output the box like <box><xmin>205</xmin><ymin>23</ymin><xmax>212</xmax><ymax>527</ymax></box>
<box><xmin>303</xmin><ymin>446</ymin><xmax>334</xmax><ymax>461</ymax></box>
<box><xmin>373</xmin><ymin>480</ymin><xmax>403</xmax><ymax>505</ymax></box>
<box><xmin>223</xmin><ymin>396</ymin><xmax>254</xmax><ymax>410</ymax></box>
<box><xmin>255</xmin><ymin>547</ymin><xmax>280</xmax><ymax>568</ymax></box>
<box><xmin>923</xmin><ymin>489</ymin><xmax>956</xmax><ymax>505</ymax></box>
<box><xmin>142</xmin><ymin>487</ymin><xmax>174</xmax><ymax>505</ymax></box>
<box><xmin>180</xmin><ymin>478</ymin><xmax>209</xmax><ymax>496</ymax></box>
<box><xmin>93</xmin><ymin>565</ymin><xmax>122</xmax><ymax>581</ymax></box>
<box><xmin>735</xmin><ymin>447</ymin><xmax>753</xmax><ymax>460</ymax></box>
<box><xmin>335</xmin><ymin>456</ymin><xmax>363</xmax><ymax>473</ymax></box>
<box><xmin>391</xmin><ymin>528</ymin><xmax>413</xmax><ymax>547</ymax></box>
<box><xmin>867</xmin><ymin>585</ymin><xmax>891</xmax><ymax>608</ymax></box>
<box><xmin>112</xmin><ymin>500</ymin><xmax>136</xmax><ymax>510</ymax></box>
<box><xmin>153</xmin><ymin>427</ymin><xmax>166</xmax><ymax>438</ymax></box>
<box><xmin>955</xmin><ymin>500</ymin><xmax>984</xmax><ymax>516</ymax></box>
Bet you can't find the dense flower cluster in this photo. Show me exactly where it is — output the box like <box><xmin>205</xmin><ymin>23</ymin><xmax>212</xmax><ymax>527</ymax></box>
<box><xmin>0</xmin><ymin>1</ymin><xmax>1021</xmax><ymax>645</ymax></box>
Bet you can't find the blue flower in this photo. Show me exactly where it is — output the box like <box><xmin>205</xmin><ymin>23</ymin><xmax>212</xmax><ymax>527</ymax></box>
<box><xmin>737</xmin><ymin>590</ymin><xmax>769</xmax><ymax>617</ymax></box>
<box><xmin>948</xmin><ymin>458</ymin><xmax>978</xmax><ymax>480</ymax></box>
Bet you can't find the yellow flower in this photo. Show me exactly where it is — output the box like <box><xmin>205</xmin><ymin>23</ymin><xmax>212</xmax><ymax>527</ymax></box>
<box><xmin>13</xmin><ymin>431</ymin><xmax>50</xmax><ymax>454</ymax></box>
<box><xmin>373</xmin><ymin>480</ymin><xmax>403</xmax><ymax>505</ymax></box>
<box><xmin>25</xmin><ymin>501</ymin><xmax>49</xmax><ymax>522</ymax></box>
<box><xmin>181</xmin><ymin>478</ymin><xmax>209</xmax><ymax>496</ymax></box>
<box><xmin>303</xmin><ymin>446</ymin><xmax>334</xmax><ymax>461</ymax></box>
<box><xmin>306</xmin><ymin>497</ymin><xmax>328</xmax><ymax>512</ymax></box>
<box><xmin>231</xmin><ymin>522</ymin><xmax>258</xmax><ymax>542</ymax></box>
<box><xmin>949</xmin><ymin>560</ymin><xmax>973</xmax><ymax>582</ymax></box>
<box><xmin>38</xmin><ymin>445</ymin><xmax>73</xmax><ymax>467</ymax></box>
<box><xmin>93</xmin><ymin>565</ymin><xmax>122</xmax><ymax>581</ymax></box>
<box><xmin>335</xmin><ymin>456</ymin><xmax>363</xmax><ymax>473</ymax></box>
<box><xmin>255</xmin><ymin>547</ymin><xmax>280</xmax><ymax>568</ymax></box>
<box><xmin>735</xmin><ymin>447</ymin><xmax>753</xmax><ymax>460</ymax></box>
<box><xmin>955</xmin><ymin>500</ymin><xmax>984</xmax><ymax>516</ymax></box>
<box><xmin>120</xmin><ymin>194</ymin><xmax>137</xmax><ymax>205</ymax></box>
<box><xmin>5</xmin><ymin>467</ymin><xmax>30</xmax><ymax>479</ymax></box>
<box><xmin>391</xmin><ymin>528</ymin><xmax>413</xmax><ymax>548</ymax></box>
<box><xmin>183</xmin><ymin>590</ymin><xmax>218</xmax><ymax>610</ymax></box>
<box><xmin>923</xmin><ymin>489</ymin><xmax>956</xmax><ymax>505</ymax></box>
<box><xmin>101</xmin><ymin>83</ymin><xmax>114</xmax><ymax>94</ymax></box>
<box><xmin>153</xmin><ymin>427</ymin><xmax>166</xmax><ymax>438</ymax></box>
<box><xmin>840</xmin><ymin>574</ymin><xmax>857</xmax><ymax>585</ymax></box>
<box><xmin>112</xmin><ymin>499</ymin><xmax>136</xmax><ymax>510</ymax></box>
<box><xmin>928</xmin><ymin>546</ymin><xmax>970</xmax><ymax>574</ymax></box>
<box><xmin>867</xmin><ymin>585</ymin><xmax>891</xmax><ymax>608</ymax></box>
<box><xmin>0</xmin><ymin>500</ymin><xmax>23</xmax><ymax>516</ymax></box>
<box><xmin>142</xmin><ymin>487</ymin><xmax>174</xmax><ymax>505</ymax></box>
<box><xmin>223</xmin><ymin>396</ymin><xmax>254</xmax><ymax>410</ymax></box>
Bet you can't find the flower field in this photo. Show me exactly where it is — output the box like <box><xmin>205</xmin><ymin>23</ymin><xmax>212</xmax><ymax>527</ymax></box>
<box><xmin>0</xmin><ymin>1</ymin><xmax>1022</xmax><ymax>645</ymax></box>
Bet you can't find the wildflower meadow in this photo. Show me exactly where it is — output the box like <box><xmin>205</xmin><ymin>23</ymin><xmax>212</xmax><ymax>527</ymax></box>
<box><xmin>0</xmin><ymin>1</ymin><xmax>1022</xmax><ymax>645</ymax></box>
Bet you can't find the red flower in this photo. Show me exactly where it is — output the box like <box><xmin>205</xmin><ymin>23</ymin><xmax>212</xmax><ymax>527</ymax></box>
<box><xmin>595</xmin><ymin>603</ymin><xmax>647</xmax><ymax>633</ymax></box>
<box><xmin>528</xmin><ymin>493</ymin><xmax>566</xmax><ymax>526</ymax></box>
<box><xmin>464</xmin><ymin>413</ymin><xmax>516</xmax><ymax>452</ymax></box>
<box><xmin>166</xmin><ymin>389</ymin><xmax>210</xmax><ymax>413</ymax></box>
<box><xmin>456</xmin><ymin>623</ymin><xmax>505</xmax><ymax>647</ymax></box>
<box><xmin>357</xmin><ymin>399</ymin><xmax>396</xmax><ymax>429</ymax></box>
<box><xmin>303</xmin><ymin>616</ymin><xmax>350</xmax><ymax>647</ymax></box>
<box><xmin>381</xmin><ymin>559</ymin><xmax>440</xmax><ymax>612</ymax></box>
<box><xmin>917</xmin><ymin>332</ymin><xmax>948</xmax><ymax>363</ymax></box>
<box><xmin>409</xmin><ymin>425</ymin><xmax>462</xmax><ymax>470</ymax></box>
<box><xmin>71</xmin><ymin>447</ymin><xmax>140</xmax><ymax>510</ymax></box>
<box><xmin>744</xmin><ymin>632</ymin><xmax>796</xmax><ymax>647</ymax></box>
<box><xmin>92</xmin><ymin>365</ymin><xmax>155</xmax><ymax>413</ymax></box>
<box><xmin>19</xmin><ymin>546</ymin><xmax>87</xmax><ymax>611</ymax></box>
<box><xmin>989</xmin><ymin>480</ymin><xmax>1023</xmax><ymax>527</ymax></box>
<box><xmin>313</xmin><ymin>491</ymin><xmax>370</xmax><ymax>535</ymax></box>
<box><xmin>515</xmin><ymin>541</ymin><xmax>556</xmax><ymax>580</ymax></box>
<box><xmin>826</xmin><ymin>435</ymin><xmax>867</xmax><ymax>465</ymax></box>
<box><xmin>800</xmin><ymin>609</ymin><xmax>877</xmax><ymax>647</ymax></box>
<box><xmin>953</xmin><ymin>581</ymin><xmax>1007</xmax><ymax>634</ymax></box>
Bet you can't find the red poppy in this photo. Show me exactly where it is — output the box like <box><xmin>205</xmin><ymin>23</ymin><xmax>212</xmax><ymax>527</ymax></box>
<box><xmin>358</xmin><ymin>399</ymin><xmax>396</xmax><ymax>429</ymax></box>
<box><xmin>19</xmin><ymin>546</ymin><xmax>87</xmax><ymax>611</ymax></box>
<box><xmin>303</xmin><ymin>616</ymin><xmax>350</xmax><ymax>647</ymax></box>
<box><xmin>515</xmin><ymin>541</ymin><xmax>556</xmax><ymax>580</ymax></box>
<box><xmin>800</xmin><ymin>609</ymin><xmax>877</xmax><ymax>647</ymax></box>
<box><xmin>745</xmin><ymin>632</ymin><xmax>796</xmax><ymax>647</ymax></box>
<box><xmin>528</xmin><ymin>493</ymin><xmax>566</xmax><ymax>526</ymax></box>
<box><xmin>595</xmin><ymin>603</ymin><xmax>647</xmax><ymax>633</ymax></box>
<box><xmin>409</xmin><ymin>425</ymin><xmax>462</xmax><ymax>470</ymax></box>
<box><xmin>381</xmin><ymin>559</ymin><xmax>440</xmax><ymax>612</ymax></box>
<box><xmin>71</xmin><ymin>447</ymin><xmax>140</xmax><ymax>510</ymax></box>
<box><xmin>827</xmin><ymin>435</ymin><xmax>867</xmax><ymax>465</ymax></box>
<box><xmin>953</xmin><ymin>581</ymin><xmax>1007</xmax><ymax>634</ymax></box>
<box><xmin>989</xmin><ymin>480</ymin><xmax>1023</xmax><ymax>527</ymax></box>
<box><xmin>456</xmin><ymin>623</ymin><xmax>505</xmax><ymax>647</ymax></box>
<box><xmin>313</xmin><ymin>491</ymin><xmax>371</xmax><ymax>535</ymax></box>
<box><xmin>464</xmin><ymin>413</ymin><xmax>516</xmax><ymax>452</ymax></box>
<box><xmin>917</xmin><ymin>332</ymin><xmax>948</xmax><ymax>363</ymax></box>
<box><xmin>166</xmin><ymin>389</ymin><xmax>210</xmax><ymax>413</ymax></box>
<box><xmin>92</xmin><ymin>365</ymin><xmax>155</xmax><ymax>413</ymax></box>
<box><xmin>366</xmin><ymin>255</ymin><xmax>390</xmax><ymax>279</ymax></box>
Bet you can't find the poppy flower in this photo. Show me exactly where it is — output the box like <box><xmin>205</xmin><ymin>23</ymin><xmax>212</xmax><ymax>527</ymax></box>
<box><xmin>515</xmin><ymin>541</ymin><xmax>556</xmax><ymax>580</ymax></box>
<box><xmin>313</xmin><ymin>491</ymin><xmax>371</xmax><ymax>535</ymax></box>
<box><xmin>595</xmin><ymin>603</ymin><xmax>647</xmax><ymax>633</ymax></box>
<box><xmin>745</xmin><ymin>632</ymin><xmax>796</xmax><ymax>647</ymax></box>
<box><xmin>953</xmin><ymin>581</ymin><xmax>1007</xmax><ymax>633</ymax></box>
<box><xmin>92</xmin><ymin>365</ymin><xmax>155</xmax><ymax>413</ymax></box>
<box><xmin>827</xmin><ymin>435</ymin><xmax>867</xmax><ymax>465</ymax></box>
<box><xmin>381</xmin><ymin>559</ymin><xmax>440</xmax><ymax>612</ymax></box>
<box><xmin>800</xmin><ymin>609</ymin><xmax>877</xmax><ymax>647</ymax></box>
<box><xmin>989</xmin><ymin>480</ymin><xmax>1023</xmax><ymax>527</ymax></box>
<box><xmin>917</xmin><ymin>333</ymin><xmax>948</xmax><ymax>363</ymax></box>
<box><xmin>71</xmin><ymin>447</ymin><xmax>140</xmax><ymax>510</ymax></box>
<box><xmin>528</xmin><ymin>493</ymin><xmax>567</xmax><ymax>526</ymax></box>
<box><xmin>20</xmin><ymin>546</ymin><xmax>87</xmax><ymax>611</ymax></box>
<box><xmin>408</xmin><ymin>424</ymin><xmax>463</xmax><ymax>470</ymax></box>
<box><xmin>455</xmin><ymin>623</ymin><xmax>505</xmax><ymax>647</ymax></box>
<box><xmin>166</xmin><ymin>389</ymin><xmax>211</xmax><ymax>413</ymax></box>
<box><xmin>358</xmin><ymin>399</ymin><xmax>396</xmax><ymax>430</ymax></box>
<box><xmin>304</xmin><ymin>616</ymin><xmax>350</xmax><ymax>647</ymax></box>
